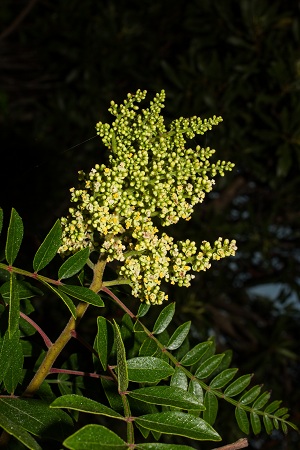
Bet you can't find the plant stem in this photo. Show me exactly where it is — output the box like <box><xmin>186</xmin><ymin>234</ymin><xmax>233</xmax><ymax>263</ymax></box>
<box><xmin>23</xmin><ymin>257</ymin><xmax>106</xmax><ymax>397</ymax></box>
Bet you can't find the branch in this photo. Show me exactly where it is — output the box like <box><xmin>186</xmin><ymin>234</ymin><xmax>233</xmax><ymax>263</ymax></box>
<box><xmin>0</xmin><ymin>0</ymin><xmax>39</xmax><ymax>41</ymax></box>
<box><xmin>212</xmin><ymin>438</ymin><xmax>248</xmax><ymax>450</ymax></box>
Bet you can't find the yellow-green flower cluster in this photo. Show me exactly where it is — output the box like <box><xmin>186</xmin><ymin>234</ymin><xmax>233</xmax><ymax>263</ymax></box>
<box><xmin>59</xmin><ymin>90</ymin><xmax>237</xmax><ymax>304</ymax></box>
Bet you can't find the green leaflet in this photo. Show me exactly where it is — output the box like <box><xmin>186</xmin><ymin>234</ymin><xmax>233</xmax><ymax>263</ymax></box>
<box><xmin>114</xmin><ymin>320</ymin><xmax>128</xmax><ymax>393</ymax></box>
<box><xmin>42</xmin><ymin>281</ymin><xmax>76</xmax><ymax>318</ymax></box>
<box><xmin>250</xmin><ymin>411</ymin><xmax>261</xmax><ymax>435</ymax></box>
<box><xmin>224</xmin><ymin>374</ymin><xmax>253</xmax><ymax>397</ymax></box>
<box><xmin>95</xmin><ymin>316</ymin><xmax>114</xmax><ymax>370</ymax></box>
<box><xmin>0</xmin><ymin>411</ymin><xmax>42</xmax><ymax>450</ymax></box>
<box><xmin>136</xmin><ymin>444</ymin><xmax>197</xmax><ymax>449</ymax></box>
<box><xmin>195</xmin><ymin>354</ymin><xmax>224</xmax><ymax>379</ymax></box>
<box><xmin>180</xmin><ymin>341</ymin><xmax>212</xmax><ymax>366</ymax></box>
<box><xmin>139</xmin><ymin>336</ymin><xmax>158</xmax><ymax>357</ymax></box>
<box><xmin>0</xmin><ymin>329</ymin><xmax>23</xmax><ymax>393</ymax></box>
<box><xmin>252</xmin><ymin>391</ymin><xmax>271</xmax><ymax>410</ymax></box>
<box><xmin>166</xmin><ymin>321</ymin><xmax>191</xmax><ymax>350</ymax></box>
<box><xmin>33</xmin><ymin>219</ymin><xmax>62</xmax><ymax>272</ymax></box>
<box><xmin>263</xmin><ymin>414</ymin><xmax>274</xmax><ymax>434</ymax></box>
<box><xmin>0</xmin><ymin>398</ymin><xmax>74</xmax><ymax>441</ymax></box>
<box><xmin>209</xmin><ymin>368</ymin><xmax>238</xmax><ymax>389</ymax></box>
<box><xmin>188</xmin><ymin>379</ymin><xmax>204</xmax><ymax>406</ymax></box>
<box><xmin>0</xmin><ymin>280</ymin><xmax>43</xmax><ymax>301</ymax></box>
<box><xmin>128</xmin><ymin>386</ymin><xmax>204</xmax><ymax>410</ymax></box>
<box><xmin>135</xmin><ymin>411</ymin><xmax>221</xmax><ymax>441</ymax></box>
<box><xmin>239</xmin><ymin>385</ymin><xmax>262</xmax><ymax>405</ymax></box>
<box><xmin>203</xmin><ymin>391</ymin><xmax>218</xmax><ymax>425</ymax></box>
<box><xmin>152</xmin><ymin>303</ymin><xmax>175</xmax><ymax>334</ymax></box>
<box><xmin>58</xmin><ymin>247</ymin><xmax>90</xmax><ymax>280</ymax></box>
<box><xmin>58</xmin><ymin>284</ymin><xmax>104</xmax><ymax>307</ymax></box>
<box><xmin>51</xmin><ymin>394</ymin><xmax>124</xmax><ymax>419</ymax></box>
<box><xmin>63</xmin><ymin>425</ymin><xmax>127</xmax><ymax>450</ymax></box>
<box><xmin>137</xmin><ymin>303</ymin><xmax>150</xmax><ymax>318</ymax></box>
<box><xmin>5</xmin><ymin>208</ymin><xmax>24</xmax><ymax>265</ymax></box>
<box><xmin>170</xmin><ymin>367</ymin><xmax>188</xmax><ymax>391</ymax></box>
<box><xmin>127</xmin><ymin>357</ymin><xmax>174</xmax><ymax>383</ymax></box>
<box><xmin>235</xmin><ymin>406</ymin><xmax>249</xmax><ymax>434</ymax></box>
<box><xmin>8</xmin><ymin>272</ymin><xmax>19</xmax><ymax>337</ymax></box>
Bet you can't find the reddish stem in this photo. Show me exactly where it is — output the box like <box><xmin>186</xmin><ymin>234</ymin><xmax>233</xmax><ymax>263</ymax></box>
<box><xmin>20</xmin><ymin>311</ymin><xmax>52</xmax><ymax>348</ymax></box>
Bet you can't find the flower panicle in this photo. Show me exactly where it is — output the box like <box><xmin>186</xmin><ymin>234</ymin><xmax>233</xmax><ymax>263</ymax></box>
<box><xmin>59</xmin><ymin>89</ymin><xmax>236</xmax><ymax>304</ymax></box>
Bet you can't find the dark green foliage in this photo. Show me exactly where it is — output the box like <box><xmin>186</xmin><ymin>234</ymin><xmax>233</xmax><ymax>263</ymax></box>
<box><xmin>0</xmin><ymin>210</ymin><xmax>298</xmax><ymax>448</ymax></box>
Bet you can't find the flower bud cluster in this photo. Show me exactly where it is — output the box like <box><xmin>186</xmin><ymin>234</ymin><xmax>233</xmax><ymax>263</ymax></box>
<box><xmin>59</xmin><ymin>90</ymin><xmax>236</xmax><ymax>304</ymax></box>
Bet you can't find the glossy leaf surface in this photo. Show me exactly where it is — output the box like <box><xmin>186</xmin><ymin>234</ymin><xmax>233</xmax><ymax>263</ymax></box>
<box><xmin>63</xmin><ymin>424</ymin><xmax>127</xmax><ymax>450</ymax></box>
<box><xmin>58</xmin><ymin>247</ymin><xmax>89</xmax><ymax>279</ymax></box>
<box><xmin>51</xmin><ymin>394</ymin><xmax>123</xmax><ymax>419</ymax></box>
<box><xmin>95</xmin><ymin>316</ymin><xmax>113</xmax><ymax>370</ymax></box>
<box><xmin>235</xmin><ymin>407</ymin><xmax>249</xmax><ymax>434</ymax></box>
<box><xmin>43</xmin><ymin>282</ymin><xmax>76</xmax><ymax>318</ymax></box>
<box><xmin>224</xmin><ymin>374</ymin><xmax>253</xmax><ymax>397</ymax></box>
<box><xmin>33</xmin><ymin>219</ymin><xmax>62</xmax><ymax>272</ymax></box>
<box><xmin>239</xmin><ymin>385</ymin><xmax>262</xmax><ymax>405</ymax></box>
<box><xmin>135</xmin><ymin>411</ymin><xmax>221</xmax><ymax>441</ymax></box>
<box><xmin>252</xmin><ymin>391</ymin><xmax>271</xmax><ymax>410</ymax></box>
<box><xmin>0</xmin><ymin>398</ymin><xmax>73</xmax><ymax>440</ymax></box>
<box><xmin>58</xmin><ymin>284</ymin><xmax>104</xmax><ymax>307</ymax></box>
<box><xmin>180</xmin><ymin>341</ymin><xmax>212</xmax><ymax>366</ymax></box>
<box><xmin>152</xmin><ymin>303</ymin><xmax>175</xmax><ymax>334</ymax></box>
<box><xmin>195</xmin><ymin>354</ymin><xmax>224</xmax><ymax>379</ymax></box>
<box><xmin>5</xmin><ymin>208</ymin><xmax>24</xmax><ymax>265</ymax></box>
<box><xmin>250</xmin><ymin>411</ymin><xmax>261</xmax><ymax>434</ymax></box>
<box><xmin>209</xmin><ymin>368</ymin><xmax>238</xmax><ymax>389</ymax></box>
<box><xmin>137</xmin><ymin>444</ymin><xmax>196</xmax><ymax>449</ymax></box>
<box><xmin>0</xmin><ymin>411</ymin><xmax>42</xmax><ymax>450</ymax></box>
<box><xmin>166</xmin><ymin>321</ymin><xmax>191</xmax><ymax>350</ymax></box>
<box><xmin>129</xmin><ymin>386</ymin><xmax>204</xmax><ymax>410</ymax></box>
<box><xmin>0</xmin><ymin>329</ymin><xmax>23</xmax><ymax>393</ymax></box>
<box><xmin>203</xmin><ymin>391</ymin><xmax>218</xmax><ymax>425</ymax></box>
<box><xmin>127</xmin><ymin>357</ymin><xmax>174</xmax><ymax>383</ymax></box>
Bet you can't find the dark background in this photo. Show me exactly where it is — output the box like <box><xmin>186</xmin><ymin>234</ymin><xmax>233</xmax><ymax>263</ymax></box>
<box><xmin>1</xmin><ymin>0</ymin><xmax>300</xmax><ymax>448</ymax></box>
